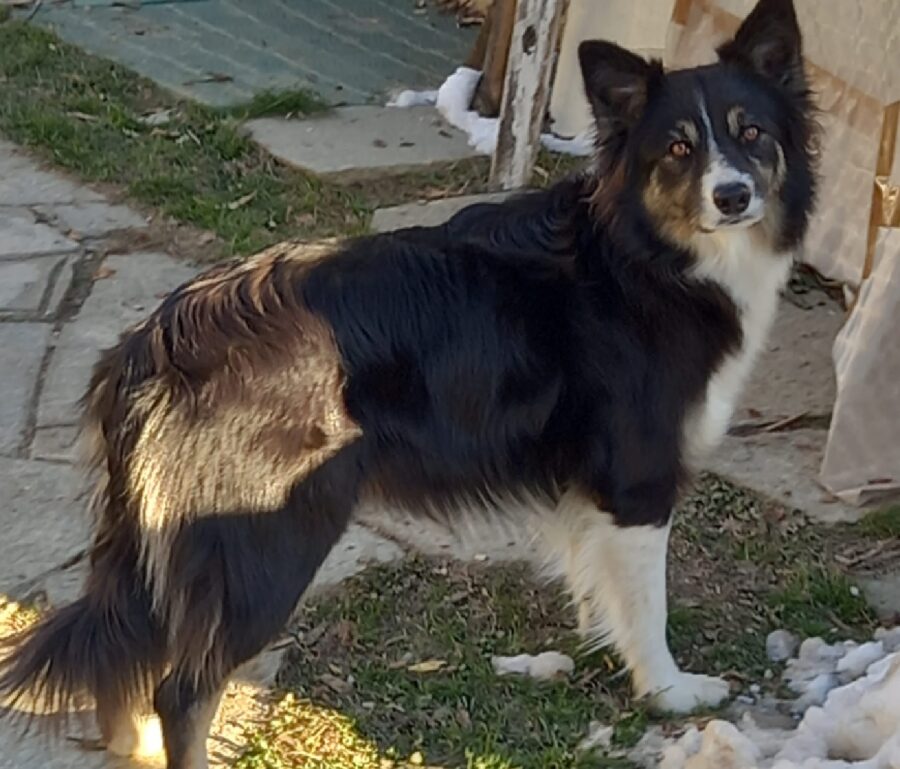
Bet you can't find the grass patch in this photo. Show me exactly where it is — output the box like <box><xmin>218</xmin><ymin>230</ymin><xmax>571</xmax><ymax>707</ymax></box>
<box><xmin>224</xmin><ymin>89</ymin><xmax>331</xmax><ymax>121</ymax></box>
<box><xmin>260</xmin><ymin>559</ymin><xmax>638</xmax><ymax>769</ymax></box>
<box><xmin>768</xmin><ymin>569</ymin><xmax>875</xmax><ymax>639</ymax></box>
<box><xmin>0</xmin><ymin>22</ymin><xmax>362</xmax><ymax>255</ymax></box>
<box><xmin>859</xmin><ymin>505</ymin><xmax>900</xmax><ymax>540</ymax></box>
<box><xmin>235</xmin><ymin>475</ymin><xmax>887</xmax><ymax>769</ymax></box>
<box><xmin>0</xmin><ymin>22</ymin><xmax>585</xmax><ymax>259</ymax></box>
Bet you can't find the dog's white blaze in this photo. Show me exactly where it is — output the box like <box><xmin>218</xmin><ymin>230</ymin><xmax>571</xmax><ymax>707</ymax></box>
<box><xmin>698</xmin><ymin>100</ymin><xmax>763</xmax><ymax>230</ymax></box>
<box><xmin>540</xmin><ymin>492</ymin><xmax>729</xmax><ymax>711</ymax></box>
<box><xmin>685</xmin><ymin>227</ymin><xmax>791</xmax><ymax>464</ymax></box>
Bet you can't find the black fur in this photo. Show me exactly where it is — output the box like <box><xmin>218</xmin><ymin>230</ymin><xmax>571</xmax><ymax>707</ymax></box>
<box><xmin>303</xmin><ymin>175</ymin><xmax>741</xmax><ymax>524</ymax></box>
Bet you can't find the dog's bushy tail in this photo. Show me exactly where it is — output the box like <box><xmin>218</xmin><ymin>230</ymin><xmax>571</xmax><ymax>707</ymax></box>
<box><xmin>0</xmin><ymin>564</ymin><xmax>164</xmax><ymax>725</ymax></box>
<box><xmin>0</xmin><ymin>344</ymin><xmax>166</xmax><ymax>726</ymax></box>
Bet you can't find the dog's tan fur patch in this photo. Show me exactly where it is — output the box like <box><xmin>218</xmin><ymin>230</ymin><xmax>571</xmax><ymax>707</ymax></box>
<box><xmin>83</xmin><ymin>240</ymin><xmax>361</xmax><ymax>619</ymax></box>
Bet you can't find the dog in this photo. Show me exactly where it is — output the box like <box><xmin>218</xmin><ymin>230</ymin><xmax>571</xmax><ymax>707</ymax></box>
<box><xmin>0</xmin><ymin>0</ymin><xmax>816</xmax><ymax>766</ymax></box>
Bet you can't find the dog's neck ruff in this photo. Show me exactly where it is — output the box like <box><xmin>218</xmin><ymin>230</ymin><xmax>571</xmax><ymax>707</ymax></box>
<box><xmin>683</xmin><ymin>226</ymin><xmax>792</xmax><ymax>465</ymax></box>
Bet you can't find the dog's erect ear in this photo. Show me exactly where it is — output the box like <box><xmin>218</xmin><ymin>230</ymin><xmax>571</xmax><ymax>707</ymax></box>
<box><xmin>578</xmin><ymin>40</ymin><xmax>661</xmax><ymax>136</ymax></box>
<box><xmin>717</xmin><ymin>0</ymin><xmax>804</xmax><ymax>95</ymax></box>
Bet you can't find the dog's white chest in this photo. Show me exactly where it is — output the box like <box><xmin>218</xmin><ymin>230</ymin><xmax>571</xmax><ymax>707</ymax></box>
<box><xmin>684</xmin><ymin>230</ymin><xmax>791</xmax><ymax>465</ymax></box>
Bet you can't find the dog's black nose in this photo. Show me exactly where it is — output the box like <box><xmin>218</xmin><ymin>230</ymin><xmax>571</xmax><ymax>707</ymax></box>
<box><xmin>713</xmin><ymin>182</ymin><xmax>752</xmax><ymax>216</ymax></box>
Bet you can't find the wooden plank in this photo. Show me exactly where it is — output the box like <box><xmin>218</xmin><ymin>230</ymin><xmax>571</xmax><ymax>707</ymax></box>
<box><xmin>464</xmin><ymin>12</ymin><xmax>492</xmax><ymax>70</ymax></box>
<box><xmin>489</xmin><ymin>0</ymin><xmax>566</xmax><ymax>190</ymax></box>
<box><xmin>470</xmin><ymin>0</ymin><xmax>517</xmax><ymax>117</ymax></box>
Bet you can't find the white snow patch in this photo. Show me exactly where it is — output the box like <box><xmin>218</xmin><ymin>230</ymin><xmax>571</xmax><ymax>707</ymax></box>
<box><xmin>767</xmin><ymin>630</ymin><xmax>799</xmax><ymax>663</ymax></box>
<box><xmin>388</xmin><ymin>67</ymin><xmax>594</xmax><ymax>158</ymax></box>
<box><xmin>387</xmin><ymin>88</ymin><xmax>438</xmax><ymax>108</ymax></box>
<box><xmin>609</xmin><ymin>629</ymin><xmax>900</xmax><ymax>769</ymax></box>
<box><xmin>491</xmin><ymin>651</ymin><xmax>574</xmax><ymax>681</ymax></box>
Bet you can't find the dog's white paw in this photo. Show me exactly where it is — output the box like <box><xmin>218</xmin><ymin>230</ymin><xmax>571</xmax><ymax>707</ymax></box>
<box><xmin>649</xmin><ymin>672</ymin><xmax>730</xmax><ymax>713</ymax></box>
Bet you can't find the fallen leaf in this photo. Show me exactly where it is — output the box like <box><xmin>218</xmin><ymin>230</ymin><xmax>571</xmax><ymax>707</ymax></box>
<box><xmin>407</xmin><ymin>659</ymin><xmax>447</xmax><ymax>674</ymax></box>
<box><xmin>93</xmin><ymin>265</ymin><xmax>116</xmax><ymax>280</ymax></box>
<box><xmin>388</xmin><ymin>652</ymin><xmax>414</xmax><ymax>669</ymax></box>
<box><xmin>66</xmin><ymin>111</ymin><xmax>99</xmax><ymax>123</ymax></box>
<box><xmin>227</xmin><ymin>191</ymin><xmax>257</xmax><ymax>210</ymax></box>
<box><xmin>139</xmin><ymin>109</ymin><xmax>174</xmax><ymax>127</ymax></box>
<box><xmin>319</xmin><ymin>673</ymin><xmax>352</xmax><ymax>694</ymax></box>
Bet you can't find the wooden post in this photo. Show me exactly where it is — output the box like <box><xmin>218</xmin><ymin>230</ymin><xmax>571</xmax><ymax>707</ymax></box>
<box><xmin>469</xmin><ymin>0</ymin><xmax>518</xmax><ymax>117</ymax></box>
<box><xmin>489</xmin><ymin>0</ymin><xmax>566</xmax><ymax>191</ymax></box>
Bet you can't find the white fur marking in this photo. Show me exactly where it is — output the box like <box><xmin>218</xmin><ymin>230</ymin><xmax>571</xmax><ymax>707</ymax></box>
<box><xmin>698</xmin><ymin>98</ymin><xmax>763</xmax><ymax>231</ymax></box>
<box><xmin>540</xmin><ymin>492</ymin><xmax>729</xmax><ymax>712</ymax></box>
<box><xmin>685</xmin><ymin>228</ymin><xmax>791</xmax><ymax>465</ymax></box>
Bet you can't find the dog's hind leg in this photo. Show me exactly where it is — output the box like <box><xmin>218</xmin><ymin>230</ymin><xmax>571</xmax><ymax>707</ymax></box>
<box><xmin>153</xmin><ymin>445</ymin><xmax>363</xmax><ymax>769</ymax></box>
<box><xmin>154</xmin><ymin>677</ymin><xmax>224</xmax><ymax>769</ymax></box>
<box><xmin>96</xmin><ymin>695</ymin><xmax>160</xmax><ymax>758</ymax></box>
<box><xmin>546</xmin><ymin>491</ymin><xmax>729</xmax><ymax>713</ymax></box>
<box><xmin>539</xmin><ymin>512</ymin><xmax>596</xmax><ymax>636</ymax></box>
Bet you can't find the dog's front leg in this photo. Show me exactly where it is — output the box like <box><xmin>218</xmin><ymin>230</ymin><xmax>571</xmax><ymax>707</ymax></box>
<box><xmin>550</xmin><ymin>492</ymin><xmax>729</xmax><ymax>713</ymax></box>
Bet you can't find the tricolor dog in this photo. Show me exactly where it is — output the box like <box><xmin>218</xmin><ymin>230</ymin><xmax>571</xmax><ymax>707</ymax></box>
<box><xmin>0</xmin><ymin>1</ymin><xmax>817</xmax><ymax>766</ymax></box>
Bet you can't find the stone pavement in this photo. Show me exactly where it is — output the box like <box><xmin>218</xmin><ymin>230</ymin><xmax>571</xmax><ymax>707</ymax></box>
<box><xmin>32</xmin><ymin>0</ymin><xmax>475</xmax><ymax>107</ymax></box>
<box><xmin>246</xmin><ymin>106</ymin><xmax>479</xmax><ymax>180</ymax></box>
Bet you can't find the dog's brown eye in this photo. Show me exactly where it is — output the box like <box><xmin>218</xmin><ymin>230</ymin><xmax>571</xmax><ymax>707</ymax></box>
<box><xmin>741</xmin><ymin>125</ymin><xmax>760</xmax><ymax>142</ymax></box>
<box><xmin>669</xmin><ymin>140</ymin><xmax>691</xmax><ymax>158</ymax></box>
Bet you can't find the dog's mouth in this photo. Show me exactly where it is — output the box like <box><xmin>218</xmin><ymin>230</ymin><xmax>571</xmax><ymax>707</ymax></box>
<box><xmin>698</xmin><ymin>212</ymin><xmax>763</xmax><ymax>234</ymax></box>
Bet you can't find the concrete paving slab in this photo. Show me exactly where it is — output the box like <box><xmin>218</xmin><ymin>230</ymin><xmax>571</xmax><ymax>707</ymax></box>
<box><xmin>0</xmin><ymin>324</ymin><xmax>52</xmax><ymax>456</ymax></box>
<box><xmin>859</xmin><ymin>571</ymin><xmax>900</xmax><ymax>623</ymax></box>
<box><xmin>246</xmin><ymin>107</ymin><xmax>477</xmax><ymax>179</ymax></box>
<box><xmin>0</xmin><ymin>732</ymin><xmax>113</xmax><ymax>769</ymax></box>
<box><xmin>0</xmin><ymin>459</ymin><xmax>88</xmax><ymax>601</ymax></box>
<box><xmin>44</xmin><ymin>257</ymin><xmax>76</xmax><ymax>320</ymax></box>
<box><xmin>706</xmin><ymin>428</ymin><xmax>862</xmax><ymax>524</ymax></box>
<box><xmin>312</xmin><ymin>524</ymin><xmax>405</xmax><ymax>590</ymax></box>
<box><xmin>34</xmin><ymin>201</ymin><xmax>148</xmax><ymax>239</ymax></box>
<box><xmin>0</xmin><ymin>256</ymin><xmax>69</xmax><ymax>314</ymax></box>
<box><xmin>0</xmin><ymin>209</ymin><xmax>79</xmax><ymax>259</ymax></box>
<box><xmin>30</xmin><ymin>425</ymin><xmax>81</xmax><ymax>464</ymax></box>
<box><xmin>736</xmin><ymin>298</ymin><xmax>845</xmax><ymax>422</ymax></box>
<box><xmin>36</xmin><ymin>324</ymin><xmax>119</xmax><ymax>429</ymax></box>
<box><xmin>356</xmin><ymin>505</ymin><xmax>538</xmax><ymax>564</ymax></box>
<box><xmin>35</xmin><ymin>0</ymin><xmax>473</xmax><ymax>106</ymax></box>
<box><xmin>37</xmin><ymin>253</ymin><xmax>198</xmax><ymax>427</ymax></box>
<box><xmin>0</xmin><ymin>145</ymin><xmax>103</xmax><ymax>205</ymax></box>
<box><xmin>370</xmin><ymin>192</ymin><xmax>512</xmax><ymax>232</ymax></box>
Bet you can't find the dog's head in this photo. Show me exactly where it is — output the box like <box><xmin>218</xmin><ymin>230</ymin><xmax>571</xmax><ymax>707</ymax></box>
<box><xmin>579</xmin><ymin>0</ymin><xmax>817</xmax><ymax>255</ymax></box>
